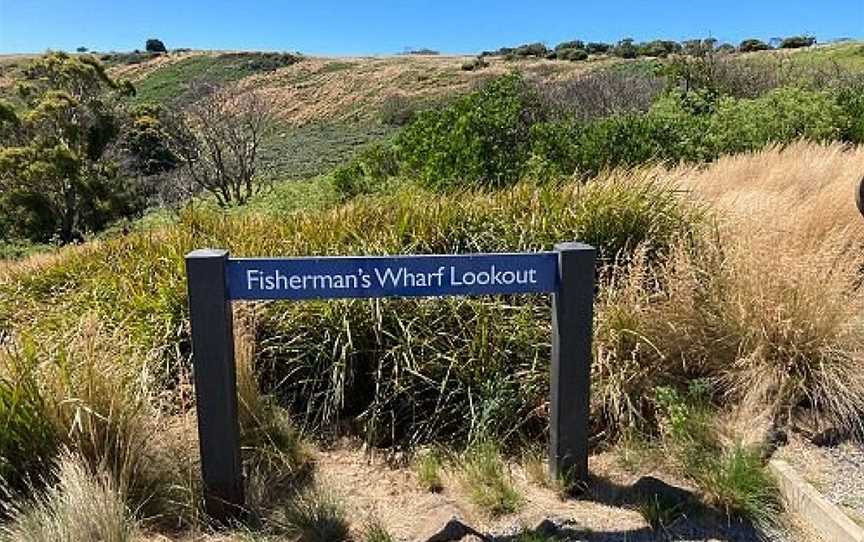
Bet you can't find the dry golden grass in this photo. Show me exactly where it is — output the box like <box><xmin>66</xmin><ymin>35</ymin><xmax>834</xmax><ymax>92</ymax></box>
<box><xmin>106</xmin><ymin>51</ymin><xmax>206</xmax><ymax>82</ymax></box>
<box><xmin>0</xmin><ymin>451</ymin><xmax>140</xmax><ymax>542</ymax></box>
<box><xmin>237</xmin><ymin>54</ymin><xmax>601</xmax><ymax>126</ymax></box>
<box><xmin>642</xmin><ymin>142</ymin><xmax>864</xmax><ymax>436</ymax></box>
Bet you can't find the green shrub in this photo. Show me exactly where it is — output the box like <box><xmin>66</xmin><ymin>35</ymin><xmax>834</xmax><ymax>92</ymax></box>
<box><xmin>835</xmin><ymin>77</ymin><xmax>864</xmax><ymax>143</ymax></box>
<box><xmin>331</xmin><ymin>142</ymin><xmax>400</xmax><ymax>197</ymax></box>
<box><xmin>707</xmin><ymin>87</ymin><xmax>845</xmax><ymax>154</ymax></box>
<box><xmin>780</xmin><ymin>36</ymin><xmax>816</xmax><ymax>49</ymax></box>
<box><xmin>738</xmin><ymin>39</ymin><xmax>771</xmax><ymax>52</ymax></box>
<box><xmin>555</xmin><ymin>40</ymin><xmax>585</xmax><ymax>51</ymax></box>
<box><xmin>653</xmin><ymin>383</ymin><xmax>781</xmax><ymax>524</ymax></box>
<box><xmin>556</xmin><ymin>48</ymin><xmax>588</xmax><ymax>62</ymax></box>
<box><xmin>145</xmin><ymin>38</ymin><xmax>166</xmax><ymax>53</ymax></box>
<box><xmin>395</xmin><ymin>73</ymin><xmax>545</xmax><ymax>189</ymax></box>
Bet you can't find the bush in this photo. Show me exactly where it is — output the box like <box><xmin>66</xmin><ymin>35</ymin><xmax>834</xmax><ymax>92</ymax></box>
<box><xmin>738</xmin><ymin>39</ymin><xmax>771</xmax><ymax>52</ymax></box>
<box><xmin>331</xmin><ymin>142</ymin><xmax>400</xmax><ymax>197</ymax></box>
<box><xmin>613</xmin><ymin>38</ymin><xmax>638</xmax><ymax>59</ymax></box>
<box><xmin>512</xmin><ymin>42</ymin><xmax>548</xmax><ymax>58</ymax></box>
<box><xmin>780</xmin><ymin>35</ymin><xmax>816</xmax><ymax>49</ymax></box>
<box><xmin>144</xmin><ymin>38</ymin><xmax>166</xmax><ymax>53</ymax></box>
<box><xmin>586</xmin><ymin>42</ymin><xmax>611</xmax><ymax>54</ymax></box>
<box><xmin>555</xmin><ymin>40</ymin><xmax>585</xmax><ymax>51</ymax></box>
<box><xmin>535</xmin><ymin>68</ymin><xmax>665</xmax><ymax>121</ymax></box>
<box><xmin>556</xmin><ymin>48</ymin><xmax>588</xmax><ymax>62</ymax></box>
<box><xmin>395</xmin><ymin>74</ymin><xmax>545</xmax><ymax>189</ymax></box>
<box><xmin>707</xmin><ymin>87</ymin><xmax>845</xmax><ymax>154</ymax></box>
<box><xmin>278</xmin><ymin>489</ymin><xmax>350</xmax><ymax>542</ymax></box>
<box><xmin>0</xmin><ymin>342</ymin><xmax>56</xmax><ymax>492</ymax></box>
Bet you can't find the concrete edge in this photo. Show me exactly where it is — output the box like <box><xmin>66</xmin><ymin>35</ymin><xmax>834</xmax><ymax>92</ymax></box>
<box><xmin>769</xmin><ymin>458</ymin><xmax>864</xmax><ymax>542</ymax></box>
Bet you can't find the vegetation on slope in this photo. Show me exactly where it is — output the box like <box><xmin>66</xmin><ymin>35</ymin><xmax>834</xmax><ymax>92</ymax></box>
<box><xmin>2</xmin><ymin>40</ymin><xmax>864</xmax><ymax>539</ymax></box>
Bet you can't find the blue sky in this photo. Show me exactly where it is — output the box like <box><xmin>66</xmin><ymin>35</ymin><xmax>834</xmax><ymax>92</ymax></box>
<box><xmin>1</xmin><ymin>0</ymin><xmax>862</xmax><ymax>55</ymax></box>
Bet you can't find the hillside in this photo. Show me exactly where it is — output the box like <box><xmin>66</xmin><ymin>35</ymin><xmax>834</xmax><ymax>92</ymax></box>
<box><xmin>2</xmin><ymin>39</ymin><xmax>864</xmax><ymax>542</ymax></box>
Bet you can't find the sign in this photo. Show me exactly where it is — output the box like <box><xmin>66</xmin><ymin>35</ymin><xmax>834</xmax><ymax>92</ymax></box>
<box><xmin>185</xmin><ymin>244</ymin><xmax>595</xmax><ymax>521</ymax></box>
<box><xmin>226</xmin><ymin>253</ymin><xmax>558</xmax><ymax>300</ymax></box>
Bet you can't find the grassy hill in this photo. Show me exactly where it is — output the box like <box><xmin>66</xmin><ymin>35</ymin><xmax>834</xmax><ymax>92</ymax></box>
<box><xmin>2</xmin><ymin>41</ymin><xmax>864</xmax><ymax>541</ymax></box>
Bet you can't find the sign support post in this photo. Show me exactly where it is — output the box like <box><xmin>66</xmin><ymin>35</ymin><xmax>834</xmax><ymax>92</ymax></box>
<box><xmin>550</xmin><ymin>242</ymin><xmax>596</xmax><ymax>483</ymax></box>
<box><xmin>185</xmin><ymin>249</ymin><xmax>244</xmax><ymax>521</ymax></box>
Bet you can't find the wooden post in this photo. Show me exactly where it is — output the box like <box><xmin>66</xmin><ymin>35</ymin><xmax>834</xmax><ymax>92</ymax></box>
<box><xmin>185</xmin><ymin>249</ymin><xmax>244</xmax><ymax>520</ymax></box>
<box><xmin>549</xmin><ymin>242</ymin><xmax>596</xmax><ymax>482</ymax></box>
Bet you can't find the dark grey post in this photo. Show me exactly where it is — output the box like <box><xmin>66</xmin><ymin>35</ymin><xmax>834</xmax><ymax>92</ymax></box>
<box><xmin>549</xmin><ymin>242</ymin><xmax>596</xmax><ymax>482</ymax></box>
<box><xmin>856</xmin><ymin>175</ymin><xmax>864</xmax><ymax>218</ymax></box>
<box><xmin>185</xmin><ymin>249</ymin><xmax>244</xmax><ymax>520</ymax></box>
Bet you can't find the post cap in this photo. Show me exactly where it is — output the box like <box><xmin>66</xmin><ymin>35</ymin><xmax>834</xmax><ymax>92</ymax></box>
<box><xmin>554</xmin><ymin>242</ymin><xmax>595</xmax><ymax>253</ymax></box>
<box><xmin>185</xmin><ymin>248</ymin><xmax>230</xmax><ymax>260</ymax></box>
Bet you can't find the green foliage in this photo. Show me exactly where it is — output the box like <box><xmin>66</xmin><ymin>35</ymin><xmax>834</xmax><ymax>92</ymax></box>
<box><xmin>555</xmin><ymin>48</ymin><xmax>588</xmax><ymax>62</ymax></box>
<box><xmin>739</xmin><ymin>39</ymin><xmax>771</xmax><ymax>53</ymax></box>
<box><xmin>131</xmin><ymin>52</ymin><xmax>300</xmax><ymax>106</ymax></box>
<box><xmin>0</xmin><ymin>53</ymin><xmax>144</xmax><ymax>243</ymax></box>
<box><xmin>414</xmin><ymin>450</ymin><xmax>444</xmax><ymax>492</ymax></box>
<box><xmin>613</xmin><ymin>38</ymin><xmax>639</xmax><ymax>59</ymax></box>
<box><xmin>0</xmin><ymin>343</ymin><xmax>56</xmax><ymax>492</ymax></box>
<box><xmin>361</xmin><ymin>518</ymin><xmax>394</xmax><ymax>542</ymax></box>
<box><xmin>278</xmin><ymin>490</ymin><xmax>350</xmax><ymax>542</ymax></box>
<box><xmin>260</xmin><ymin>122</ymin><xmax>394</xmax><ymax>181</ymax></box>
<box><xmin>707</xmin><ymin>87</ymin><xmax>845</xmax><ymax>153</ymax></box>
<box><xmin>780</xmin><ymin>36</ymin><xmax>816</xmax><ymax>49</ymax></box>
<box><xmin>395</xmin><ymin>74</ymin><xmax>544</xmax><ymax>189</ymax></box>
<box><xmin>706</xmin><ymin>445</ymin><xmax>781</xmax><ymax>524</ymax></box>
<box><xmin>555</xmin><ymin>40</ymin><xmax>585</xmax><ymax>51</ymax></box>
<box><xmin>834</xmin><ymin>77</ymin><xmax>864</xmax><ymax>142</ymax></box>
<box><xmin>460</xmin><ymin>440</ymin><xmax>522</xmax><ymax>516</ymax></box>
<box><xmin>331</xmin><ymin>142</ymin><xmax>400</xmax><ymax>197</ymax></box>
<box><xmin>653</xmin><ymin>383</ymin><xmax>780</xmax><ymax>524</ymax></box>
<box><xmin>0</xmin><ymin>175</ymin><xmax>699</xmax><ymax>450</ymax></box>
<box><xmin>123</xmin><ymin>104</ymin><xmax>177</xmax><ymax>175</ymax></box>
<box><xmin>586</xmin><ymin>42</ymin><xmax>611</xmax><ymax>54</ymax></box>
<box><xmin>638</xmin><ymin>40</ymin><xmax>681</xmax><ymax>58</ymax></box>
<box><xmin>529</xmin><ymin>86</ymin><xmax>855</xmax><ymax>177</ymax></box>
<box><xmin>145</xmin><ymin>38</ymin><xmax>167</xmax><ymax>53</ymax></box>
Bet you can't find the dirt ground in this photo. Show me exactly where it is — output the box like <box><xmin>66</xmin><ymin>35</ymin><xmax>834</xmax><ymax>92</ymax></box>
<box><xmin>313</xmin><ymin>443</ymin><xmax>814</xmax><ymax>541</ymax></box>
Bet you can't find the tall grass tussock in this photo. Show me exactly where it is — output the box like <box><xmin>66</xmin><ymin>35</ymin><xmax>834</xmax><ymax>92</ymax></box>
<box><xmin>1</xmin><ymin>141</ymin><xmax>863</xmax><ymax>532</ymax></box>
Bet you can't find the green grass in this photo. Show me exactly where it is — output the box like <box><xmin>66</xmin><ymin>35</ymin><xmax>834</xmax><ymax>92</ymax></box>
<box><xmin>277</xmin><ymin>489</ymin><xmax>350</xmax><ymax>542</ymax></box>
<box><xmin>131</xmin><ymin>52</ymin><xmax>299</xmax><ymax>105</ymax></box>
<box><xmin>361</xmin><ymin>518</ymin><xmax>395</xmax><ymax>542</ymax></box>
<box><xmin>243</xmin><ymin>176</ymin><xmax>340</xmax><ymax>216</ymax></box>
<box><xmin>652</xmin><ymin>384</ymin><xmax>781</xmax><ymax>525</ymax></box>
<box><xmin>414</xmin><ymin>450</ymin><xmax>444</xmax><ymax>493</ymax></box>
<box><xmin>784</xmin><ymin>41</ymin><xmax>864</xmax><ymax>72</ymax></box>
<box><xmin>260</xmin><ymin>122</ymin><xmax>396</xmax><ymax>180</ymax></box>
<box><xmin>0</xmin><ymin>240</ymin><xmax>53</xmax><ymax>261</ymax></box>
<box><xmin>460</xmin><ymin>440</ymin><xmax>523</xmax><ymax>516</ymax></box>
<box><xmin>0</xmin><ymin>175</ymin><xmax>700</xmax><ymax>449</ymax></box>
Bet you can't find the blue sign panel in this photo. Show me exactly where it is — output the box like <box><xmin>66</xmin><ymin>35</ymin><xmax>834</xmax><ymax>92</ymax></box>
<box><xmin>226</xmin><ymin>252</ymin><xmax>558</xmax><ymax>300</ymax></box>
